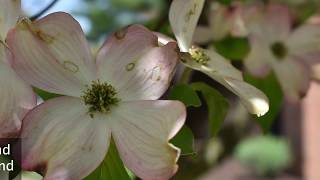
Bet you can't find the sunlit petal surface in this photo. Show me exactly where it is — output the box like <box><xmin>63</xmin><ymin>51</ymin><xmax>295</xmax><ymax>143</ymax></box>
<box><xmin>111</xmin><ymin>100</ymin><xmax>186</xmax><ymax>179</ymax></box>
<box><xmin>7</xmin><ymin>12</ymin><xmax>96</xmax><ymax>97</ymax></box>
<box><xmin>182</xmin><ymin>49</ymin><xmax>269</xmax><ymax>116</ymax></box>
<box><xmin>97</xmin><ymin>25</ymin><xmax>179</xmax><ymax>101</ymax></box>
<box><xmin>20</xmin><ymin>97</ymin><xmax>111</xmax><ymax>180</ymax></box>
<box><xmin>0</xmin><ymin>44</ymin><xmax>36</xmax><ymax>139</ymax></box>
<box><xmin>169</xmin><ymin>0</ymin><xmax>205</xmax><ymax>52</ymax></box>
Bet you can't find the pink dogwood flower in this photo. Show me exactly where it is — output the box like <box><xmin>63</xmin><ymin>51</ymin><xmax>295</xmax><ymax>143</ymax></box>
<box><xmin>243</xmin><ymin>4</ymin><xmax>320</xmax><ymax>101</ymax></box>
<box><xmin>166</xmin><ymin>0</ymin><xmax>269</xmax><ymax>117</ymax></box>
<box><xmin>7</xmin><ymin>12</ymin><xmax>186</xmax><ymax>179</ymax></box>
<box><xmin>0</xmin><ymin>0</ymin><xmax>36</xmax><ymax>140</ymax></box>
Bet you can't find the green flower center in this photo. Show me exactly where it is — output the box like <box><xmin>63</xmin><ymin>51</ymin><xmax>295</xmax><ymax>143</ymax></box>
<box><xmin>82</xmin><ymin>80</ymin><xmax>120</xmax><ymax>117</ymax></box>
<box><xmin>270</xmin><ymin>42</ymin><xmax>287</xmax><ymax>60</ymax></box>
<box><xmin>189</xmin><ymin>47</ymin><xmax>210</xmax><ymax>65</ymax></box>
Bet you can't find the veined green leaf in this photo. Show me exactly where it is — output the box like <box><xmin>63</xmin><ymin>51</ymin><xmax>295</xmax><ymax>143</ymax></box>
<box><xmin>191</xmin><ymin>82</ymin><xmax>229</xmax><ymax>136</ymax></box>
<box><xmin>171</xmin><ymin>126</ymin><xmax>195</xmax><ymax>155</ymax></box>
<box><xmin>244</xmin><ymin>73</ymin><xmax>283</xmax><ymax>132</ymax></box>
<box><xmin>33</xmin><ymin>87</ymin><xmax>61</xmax><ymax>101</ymax></box>
<box><xmin>169</xmin><ymin>84</ymin><xmax>202</xmax><ymax>107</ymax></box>
<box><xmin>85</xmin><ymin>140</ymin><xmax>131</xmax><ymax>180</ymax></box>
<box><xmin>213</xmin><ymin>36</ymin><xmax>250</xmax><ymax>61</ymax></box>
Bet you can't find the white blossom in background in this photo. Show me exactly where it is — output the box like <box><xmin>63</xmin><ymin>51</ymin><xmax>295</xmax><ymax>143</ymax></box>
<box><xmin>194</xmin><ymin>1</ymin><xmax>247</xmax><ymax>43</ymax></box>
<box><xmin>243</xmin><ymin>4</ymin><xmax>320</xmax><ymax>101</ymax></box>
<box><xmin>165</xmin><ymin>0</ymin><xmax>269</xmax><ymax>117</ymax></box>
<box><xmin>7</xmin><ymin>13</ymin><xmax>186</xmax><ymax>180</ymax></box>
<box><xmin>0</xmin><ymin>0</ymin><xmax>36</xmax><ymax>140</ymax></box>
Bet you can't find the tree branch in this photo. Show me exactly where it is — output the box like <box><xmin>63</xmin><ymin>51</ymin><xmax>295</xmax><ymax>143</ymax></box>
<box><xmin>30</xmin><ymin>0</ymin><xmax>59</xmax><ymax>21</ymax></box>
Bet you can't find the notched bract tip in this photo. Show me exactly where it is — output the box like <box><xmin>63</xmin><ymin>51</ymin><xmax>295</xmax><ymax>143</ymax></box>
<box><xmin>16</xmin><ymin>17</ymin><xmax>54</xmax><ymax>44</ymax></box>
<box><xmin>16</xmin><ymin>17</ymin><xmax>35</xmax><ymax>30</ymax></box>
<box><xmin>114</xmin><ymin>27</ymin><xmax>128</xmax><ymax>40</ymax></box>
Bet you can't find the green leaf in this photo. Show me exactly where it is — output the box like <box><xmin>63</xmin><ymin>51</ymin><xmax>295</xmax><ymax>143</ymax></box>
<box><xmin>85</xmin><ymin>140</ymin><xmax>131</xmax><ymax>180</ymax></box>
<box><xmin>168</xmin><ymin>84</ymin><xmax>202</xmax><ymax>107</ymax></box>
<box><xmin>217</xmin><ymin>0</ymin><xmax>232</xmax><ymax>5</ymax></box>
<box><xmin>244</xmin><ymin>73</ymin><xmax>283</xmax><ymax>132</ymax></box>
<box><xmin>33</xmin><ymin>87</ymin><xmax>61</xmax><ymax>101</ymax></box>
<box><xmin>294</xmin><ymin>3</ymin><xmax>317</xmax><ymax>23</ymax></box>
<box><xmin>170</xmin><ymin>126</ymin><xmax>195</xmax><ymax>155</ymax></box>
<box><xmin>213</xmin><ymin>36</ymin><xmax>250</xmax><ymax>61</ymax></box>
<box><xmin>191</xmin><ymin>82</ymin><xmax>229</xmax><ymax>136</ymax></box>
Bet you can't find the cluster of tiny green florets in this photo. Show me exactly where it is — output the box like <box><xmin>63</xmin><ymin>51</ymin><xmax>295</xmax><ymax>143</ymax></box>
<box><xmin>189</xmin><ymin>47</ymin><xmax>210</xmax><ymax>65</ymax></box>
<box><xmin>82</xmin><ymin>80</ymin><xmax>120</xmax><ymax>117</ymax></box>
<box><xmin>271</xmin><ymin>42</ymin><xmax>288</xmax><ymax>60</ymax></box>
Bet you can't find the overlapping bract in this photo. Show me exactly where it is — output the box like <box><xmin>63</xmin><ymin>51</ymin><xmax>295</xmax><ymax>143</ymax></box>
<box><xmin>0</xmin><ymin>0</ymin><xmax>36</xmax><ymax>140</ymax></box>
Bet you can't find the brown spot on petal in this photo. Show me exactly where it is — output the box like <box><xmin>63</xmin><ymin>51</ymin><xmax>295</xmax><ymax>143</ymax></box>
<box><xmin>114</xmin><ymin>27</ymin><xmax>128</xmax><ymax>40</ymax></box>
<box><xmin>126</xmin><ymin>62</ymin><xmax>135</xmax><ymax>71</ymax></box>
<box><xmin>151</xmin><ymin>66</ymin><xmax>162</xmax><ymax>81</ymax></box>
<box><xmin>62</xmin><ymin>61</ymin><xmax>79</xmax><ymax>73</ymax></box>
<box><xmin>81</xmin><ymin>145</ymin><xmax>94</xmax><ymax>152</ymax></box>
<box><xmin>17</xmin><ymin>17</ymin><xmax>33</xmax><ymax>30</ymax></box>
<box><xmin>36</xmin><ymin>30</ymin><xmax>55</xmax><ymax>44</ymax></box>
<box><xmin>185</xmin><ymin>3</ymin><xmax>198</xmax><ymax>22</ymax></box>
<box><xmin>17</xmin><ymin>18</ymin><xmax>55</xmax><ymax>44</ymax></box>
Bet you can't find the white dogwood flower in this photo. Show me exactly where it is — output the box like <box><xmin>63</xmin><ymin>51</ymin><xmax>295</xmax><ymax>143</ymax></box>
<box><xmin>7</xmin><ymin>13</ymin><xmax>186</xmax><ymax>180</ymax></box>
<box><xmin>243</xmin><ymin>4</ymin><xmax>320</xmax><ymax>101</ymax></box>
<box><xmin>194</xmin><ymin>1</ymin><xmax>247</xmax><ymax>43</ymax></box>
<box><xmin>166</xmin><ymin>0</ymin><xmax>269</xmax><ymax>117</ymax></box>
